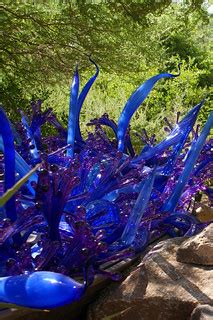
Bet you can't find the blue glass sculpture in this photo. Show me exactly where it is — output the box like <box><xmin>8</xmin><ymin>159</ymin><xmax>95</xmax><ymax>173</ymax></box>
<box><xmin>0</xmin><ymin>60</ymin><xmax>212</xmax><ymax>309</ymax></box>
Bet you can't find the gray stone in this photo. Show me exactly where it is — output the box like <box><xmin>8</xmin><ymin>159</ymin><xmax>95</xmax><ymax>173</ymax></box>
<box><xmin>190</xmin><ymin>304</ymin><xmax>213</xmax><ymax>320</ymax></box>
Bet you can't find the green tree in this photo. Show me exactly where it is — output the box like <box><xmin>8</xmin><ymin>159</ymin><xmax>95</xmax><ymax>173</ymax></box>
<box><xmin>0</xmin><ymin>0</ymin><xmax>212</xmax><ymax>137</ymax></box>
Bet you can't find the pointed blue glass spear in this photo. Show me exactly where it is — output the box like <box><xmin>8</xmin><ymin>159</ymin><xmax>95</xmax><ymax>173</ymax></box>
<box><xmin>67</xmin><ymin>64</ymin><xmax>79</xmax><ymax>157</ymax></box>
<box><xmin>75</xmin><ymin>57</ymin><xmax>99</xmax><ymax>143</ymax></box>
<box><xmin>0</xmin><ymin>136</ymin><xmax>37</xmax><ymax>195</ymax></box>
<box><xmin>117</xmin><ymin>65</ymin><xmax>181</xmax><ymax>152</ymax></box>
<box><xmin>161</xmin><ymin>111</ymin><xmax>213</xmax><ymax>213</ymax></box>
<box><xmin>0</xmin><ymin>107</ymin><xmax>16</xmax><ymax>221</ymax></box>
<box><xmin>120</xmin><ymin>167</ymin><xmax>156</xmax><ymax>246</ymax></box>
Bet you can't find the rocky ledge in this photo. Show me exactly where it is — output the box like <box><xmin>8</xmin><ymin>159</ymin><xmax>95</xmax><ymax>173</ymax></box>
<box><xmin>88</xmin><ymin>224</ymin><xmax>213</xmax><ymax>320</ymax></box>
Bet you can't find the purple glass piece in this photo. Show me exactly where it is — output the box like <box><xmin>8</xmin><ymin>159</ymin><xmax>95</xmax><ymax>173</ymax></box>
<box><xmin>161</xmin><ymin>213</ymin><xmax>198</xmax><ymax>237</ymax></box>
<box><xmin>133</xmin><ymin>101</ymin><xmax>203</xmax><ymax>164</ymax></box>
<box><xmin>20</xmin><ymin>110</ymin><xmax>40</xmax><ymax>162</ymax></box>
<box><xmin>86</xmin><ymin>200</ymin><xmax>120</xmax><ymax>236</ymax></box>
<box><xmin>162</xmin><ymin>101</ymin><xmax>204</xmax><ymax>175</ymax></box>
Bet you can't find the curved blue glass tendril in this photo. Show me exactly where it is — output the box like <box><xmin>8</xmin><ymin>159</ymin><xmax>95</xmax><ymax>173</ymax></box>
<box><xmin>93</xmin><ymin>117</ymin><xmax>135</xmax><ymax>156</ymax></box>
<box><xmin>67</xmin><ymin>65</ymin><xmax>80</xmax><ymax>157</ymax></box>
<box><xmin>121</xmin><ymin>167</ymin><xmax>156</xmax><ymax>246</ymax></box>
<box><xmin>0</xmin><ymin>271</ymin><xmax>85</xmax><ymax>309</ymax></box>
<box><xmin>161</xmin><ymin>111</ymin><xmax>213</xmax><ymax>213</ymax></box>
<box><xmin>117</xmin><ymin>67</ymin><xmax>180</xmax><ymax>152</ymax></box>
<box><xmin>0</xmin><ymin>137</ymin><xmax>37</xmax><ymax>195</ymax></box>
<box><xmin>0</xmin><ymin>107</ymin><xmax>16</xmax><ymax>221</ymax></box>
<box><xmin>132</xmin><ymin>101</ymin><xmax>203</xmax><ymax>164</ymax></box>
<box><xmin>75</xmin><ymin>58</ymin><xmax>99</xmax><ymax>142</ymax></box>
<box><xmin>162</xmin><ymin>100</ymin><xmax>204</xmax><ymax>175</ymax></box>
<box><xmin>20</xmin><ymin>110</ymin><xmax>40</xmax><ymax>161</ymax></box>
<box><xmin>98</xmin><ymin>117</ymin><xmax>117</xmax><ymax>136</ymax></box>
<box><xmin>162</xmin><ymin>213</ymin><xmax>198</xmax><ymax>237</ymax></box>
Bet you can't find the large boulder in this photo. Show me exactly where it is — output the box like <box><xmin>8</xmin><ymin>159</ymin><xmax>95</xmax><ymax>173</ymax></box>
<box><xmin>88</xmin><ymin>229</ymin><xmax>213</xmax><ymax>320</ymax></box>
<box><xmin>176</xmin><ymin>224</ymin><xmax>213</xmax><ymax>266</ymax></box>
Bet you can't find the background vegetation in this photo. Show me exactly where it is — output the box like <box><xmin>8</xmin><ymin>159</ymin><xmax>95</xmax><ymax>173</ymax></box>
<box><xmin>1</xmin><ymin>0</ymin><xmax>212</xmax><ymax>144</ymax></box>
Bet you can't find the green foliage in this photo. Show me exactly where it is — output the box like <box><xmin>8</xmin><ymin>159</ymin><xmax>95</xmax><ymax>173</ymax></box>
<box><xmin>1</xmin><ymin>1</ymin><xmax>212</xmax><ymax>143</ymax></box>
<box><xmin>44</xmin><ymin>57</ymin><xmax>212</xmax><ymax>152</ymax></box>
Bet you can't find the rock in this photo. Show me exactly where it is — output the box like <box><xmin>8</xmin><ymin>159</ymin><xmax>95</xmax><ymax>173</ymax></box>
<box><xmin>190</xmin><ymin>304</ymin><xmax>213</xmax><ymax>320</ymax></box>
<box><xmin>176</xmin><ymin>224</ymin><xmax>213</xmax><ymax>266</ymax></box>
<box><xmin>194</xmin><ymin>203</ymin><xmax>213</xmax><ymax>223</ymax></box>
<box><xmin>87</xmin><ymin>236</ymin><xmax>213</xmax><ymax>320</ymax></box>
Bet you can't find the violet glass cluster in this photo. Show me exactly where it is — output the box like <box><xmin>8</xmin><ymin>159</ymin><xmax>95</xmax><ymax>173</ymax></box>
<box><xmin>0</xmin><ymin>60</ymin><xmax>212</xmax><ymax>309</ymax></box>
